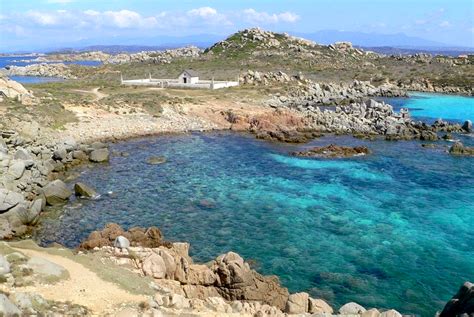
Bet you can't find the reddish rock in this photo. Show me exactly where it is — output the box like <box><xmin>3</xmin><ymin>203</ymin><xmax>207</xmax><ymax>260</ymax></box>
<box><xmin>292</xmin><ymin>144</ymin><xmax>370</xmax><ymax>158</ymax></box>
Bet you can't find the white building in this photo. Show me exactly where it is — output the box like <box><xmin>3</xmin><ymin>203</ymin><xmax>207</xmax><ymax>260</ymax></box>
<box><xmin>121</xmin><ymin>70</ymin><xmax>239</xmax><ymax>90</ymax></box>
<box><xmin>178</xmin><ymin>69</ymin><xmax>199</xmax><ymax>84</ymax></box>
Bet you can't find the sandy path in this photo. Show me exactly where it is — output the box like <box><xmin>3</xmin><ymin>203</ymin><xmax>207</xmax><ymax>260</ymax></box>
<box><xmin>13</xmin><ymin>248</ymin><xmax>146</xmax><ymax>314</ymax></box>
<box><xmin>73</xmin><ymin>87</ymin><xmax>108</xmax><ymax>101</ymax></box>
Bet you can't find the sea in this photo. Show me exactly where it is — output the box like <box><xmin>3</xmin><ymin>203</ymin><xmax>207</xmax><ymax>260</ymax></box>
<box><xmin>34</xmin><ymin>93</ymin><xmax>473</xmax><ymax>316</ymax></box>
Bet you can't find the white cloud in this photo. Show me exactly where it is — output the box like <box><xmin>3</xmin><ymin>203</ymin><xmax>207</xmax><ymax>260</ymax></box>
<box><xmin>243</xmin><ymin>8</ymin><xmax>299</xmax><ymax>24</ymax></box>
<box><xmin>439</xmin><ymin>21</ymin><xmax>451</xmax><ymax>28</ymax></box>
<box><xmin>187</xmin><ymin>7</ymin><xmax>218</xmax><ymax>18</ymax></box>
<box><xmin>103</xmin><ymin>10</ymin><xmax>158</xmax><ymax>28</ymax></box>
<box><xmin>46</xmin><ymin>0</ymin><xmax>74</xmax><ymax>4</ymax></box>
<box><xmin>26</xmin><ymin>10</ymin><xmax>61</xmax><ymax>26</ymax></box>
<box><xmin>186</xmin><ymin>7</ymin><xmax>231</xmax><ymax>26</ymax></box>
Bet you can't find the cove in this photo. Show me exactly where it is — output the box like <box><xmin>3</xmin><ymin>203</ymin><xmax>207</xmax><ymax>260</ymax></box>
<box><xmin>35</xmin><ymin>130</ymin><xmax>474</xmax><ymax>316</ymax></box>
<box><xmin>379</xmin><ymin>92</ymin><xmax>474</xmax><ymax>123</ymax></box>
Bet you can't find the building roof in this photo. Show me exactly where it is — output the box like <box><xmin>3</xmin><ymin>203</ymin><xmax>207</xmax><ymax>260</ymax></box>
<box><xmin>182</xmin><ymin>69</ymin><xmax>199</xmax><ymax>77</ymax></box>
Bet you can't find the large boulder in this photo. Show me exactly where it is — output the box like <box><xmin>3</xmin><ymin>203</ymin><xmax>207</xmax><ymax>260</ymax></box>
<box><xmin>42</xmin><ymin>180</ymin><xmax>72</xmax><ymax>205</ymax></box>
<box><xmin>440</xmin><ymin>282</ymin><xmax>474</xmax><ymax>317</ymax></box>
<box><xmin>26</xmin><ymin>256</ymin><xmax>68</xmax><ymax>281</ymax></box>
<box><xmin>462</xmin><ymin>120</ymin><xmax>472</xmax><ymax>133</ymax></box>
<box><xmin>13</xmin><ymin>148</ymin><xmax>31</xmax><ymax>161</ymax></box>
<box><xmin>308</xmin><ymin>298</ymin><xmax>333</xmax><ymax>313</ymax></box>
<box><xmin>380</xmin><ymin>309</ymin><xmax>402</xmax><ymax>317</ymax></box>
<box><xmin>113</xmin><ymin>236</ymin><xmax>130</xmax><ymax>249</ymax></box>
<box><xmin>339</xmin><ymin>302</ymin><xmax>367</xmax><ymax>314</ymax></box>
<box><xmin>212</xmin><ymin>251</ymin><xmax>289</xmax><ymax>310</ymax></box>
<box><xmin>0</xmin><ymin>294</ymin><xmax>21</xmax><ymax>316</ymax></box>
<box><xmin>285</xmin><ymin>292</ymin><xmax>309</xmax><ymax>314</ymax></box>
<box><xmin>74</xmin><ymin>182</ymin><xmax>97</xmax><ymax>198</ymax></box>
<box><xmin>8</xmin><ymin>160</ymin><xmax>25</xmax><ymax>179</ymax></box>
<box><xmin>449</xmin><ymin>142</ymin><xmax>474</xmax><ymax>156</ymax></box>
<box><xmin>0</xmin><ymin>255</ymin><xmax>10</xmax><ymax>275</ymax></box>
<box><xmin>89</xmin><ymin>148</ymin><xmax>109</xmax><ymax>163</ymax></box>
<box><xmin>0</xmin><ymin>189</ymin><xmax>26</xmax><ymax>213</ymax></box>
<box><xmin>142</xmin><ymin>253</ymin><xmax>167</xmax><ymax>279</ymax></box>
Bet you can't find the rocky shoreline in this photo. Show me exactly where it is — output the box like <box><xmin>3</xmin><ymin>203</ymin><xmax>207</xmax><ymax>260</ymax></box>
<box><xmin>0</xmin><ymin>224</ymin><xmax>471</xmax><ymax>316</ymax></box>
<box><xmin>1</xmin><ymin>73</ymin><xmax>473</xmax><ymax>315</ymax></box>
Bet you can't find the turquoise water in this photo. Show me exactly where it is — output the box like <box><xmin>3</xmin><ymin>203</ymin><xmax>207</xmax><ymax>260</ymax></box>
<box><xmin>380</xmin><ymin>92</ymin><xmax>474</xmax><ymax>123</ymax></box>
<box><xmin>35</xmin><ymin>128</ymin><xmax>474</xmax><ymax>316</ymax></box>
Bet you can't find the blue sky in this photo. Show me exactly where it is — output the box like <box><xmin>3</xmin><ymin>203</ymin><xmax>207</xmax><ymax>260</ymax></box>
<box><xmin>0</xmin><ymin>0</ymin><xmax>473</xmax><ymax>51</ymax></box>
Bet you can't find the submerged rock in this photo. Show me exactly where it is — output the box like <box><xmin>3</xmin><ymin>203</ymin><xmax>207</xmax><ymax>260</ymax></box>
<box><xmin>146</xmin><ymin>156</ymin><xmax>167</xmax><ymax>165</ymax></box>
<box><xmin>291</xmin><ymin>144</ymin><xmax>370</xmax><ymax>158</ymax></box>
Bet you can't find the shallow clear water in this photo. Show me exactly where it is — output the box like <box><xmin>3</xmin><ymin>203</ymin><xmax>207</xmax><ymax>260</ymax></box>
<box><xmin>35</xmin><ymin>127</ymin><xmax>474</xmax><ymax>316</ymax></box>
<box><xmin>379</xmin><ymin>92</ymin><xmax>474</xmax><ymax>123</ymax></box>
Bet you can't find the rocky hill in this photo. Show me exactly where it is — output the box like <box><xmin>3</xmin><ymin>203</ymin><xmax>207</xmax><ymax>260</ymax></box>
<box><xmin>205</xmin><ymin>28</ymin><xmax>375</xmax><ymax>65</ymax></box>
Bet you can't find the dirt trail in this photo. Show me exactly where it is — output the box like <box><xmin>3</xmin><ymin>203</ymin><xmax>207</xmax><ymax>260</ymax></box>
<box><xmin>73</xmin><ymin>87</ymin><xmax>108</xmax><ymax>101</ymax></box>
<box><xmin>13</xmin><ymin>248</ymin><xmax>146</xmax><ymax>314</ymax></box>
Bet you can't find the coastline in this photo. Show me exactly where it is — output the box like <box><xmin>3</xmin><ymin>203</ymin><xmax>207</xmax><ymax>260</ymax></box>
<box><xmin>1</xmin><ymin>73</ymin><xmax>473</xmax><ymax>315</ymax></box>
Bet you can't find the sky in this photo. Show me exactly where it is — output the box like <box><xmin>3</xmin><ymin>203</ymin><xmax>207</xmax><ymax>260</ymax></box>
<box><xmin>0</xmin><ymin>0</ymin><xmax>473</xmax><ymax>52</ymax></box>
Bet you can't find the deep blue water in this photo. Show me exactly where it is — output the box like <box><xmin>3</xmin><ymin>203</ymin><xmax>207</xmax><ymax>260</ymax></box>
<box><xmin>35</xmin><ymin>121</ymin><xmax>474</xmax><ymax>316</ymax></box>
<box><xmin>0</xmin><ymin>56</ymin><xmax>101</xmax><ymax>84</ymax></box>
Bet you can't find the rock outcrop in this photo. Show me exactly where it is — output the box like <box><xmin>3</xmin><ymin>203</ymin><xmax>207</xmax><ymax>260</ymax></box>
<box><xmin>81</xmin><ymin>224</ymin><xmax>411</xmax><ymax>316</ymax></box>
<box><xmin>79</xmin><ymin>223</ymin><xmax>168</xmax><ymax>250</ymax></box>
<box><xmin>105</xmin><ymin>46</ymin><xmax>202</xmax><ymax>64</ymax></box>
<box><xmin>449</xmin><ymin>142</ymin><xmax>474</xmax><ymax>156</ymax></box>
<box><xmin>291</xmin><ymin>144</ymin><xmax>370</xmax><ymax>158</ymax></box>
<box><xmin>3</xmin><ymin>63</ymin><xmax>76</xmax><ymax>79</ymax></box>
<box><xmin>439</xmin><ymin>282</ymin><xmax>474</xmax><ymax>317</ymax></box>
<box><xmin>0</xmin><ymin>74</ymin><xmax>36</xmax><ymax>104</ymax></box>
